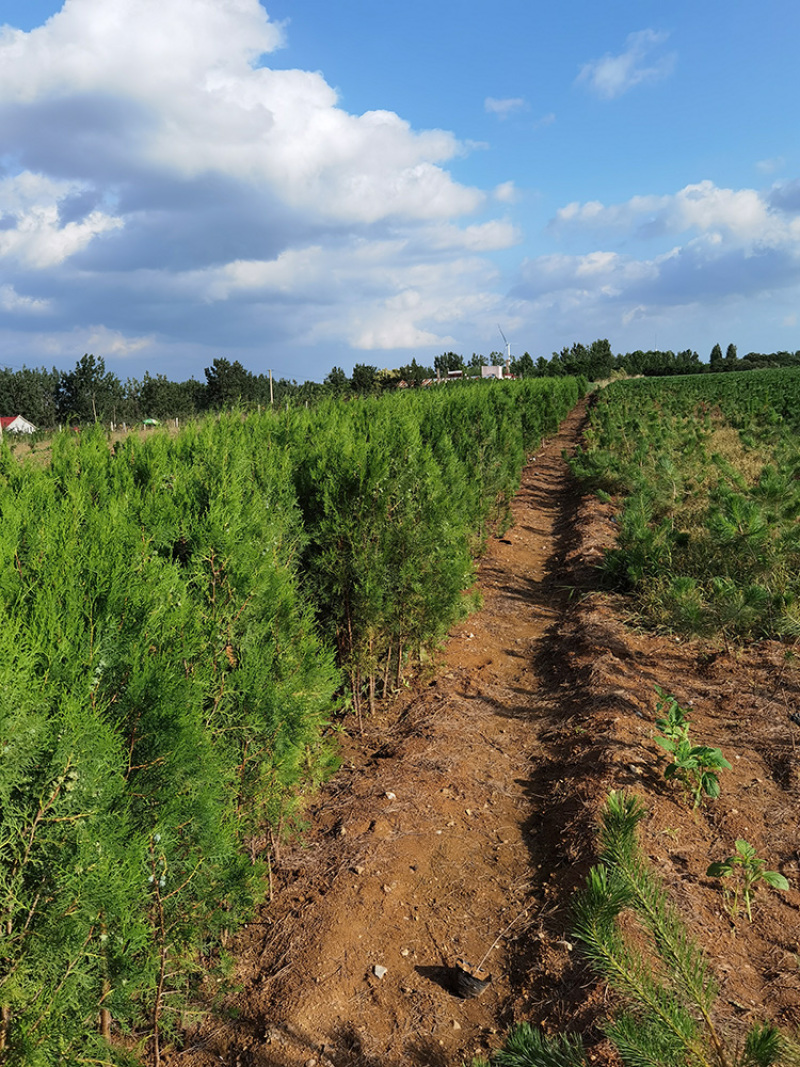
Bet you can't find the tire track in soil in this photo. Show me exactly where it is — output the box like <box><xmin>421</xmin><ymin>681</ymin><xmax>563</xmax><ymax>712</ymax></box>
<box><xmin>174</xmin><ymin>403</ymin><xmax>605</xmax><ymax>1067</ymax></box>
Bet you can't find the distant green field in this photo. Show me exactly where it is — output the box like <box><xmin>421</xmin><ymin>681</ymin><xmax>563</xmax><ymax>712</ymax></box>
<box><xmin>572</xmin><ymin>368</ymin><xmax>800</xmax><ymax>640</ymax></box>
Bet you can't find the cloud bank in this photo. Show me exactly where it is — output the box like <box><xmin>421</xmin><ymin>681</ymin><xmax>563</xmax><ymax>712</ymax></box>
<box><xmin>0</xmin><ymin>2</ymin><xmax>798</xmax><ymax>377</ymax></box>
<box><xmin>513</xmin><ymin>179</ymin><xmax>800</xmax><ymax>346</ymax></box>
<box><xmin>0</xmin><ymin>0</ymin><xmax>516</xmax><ymax>374</ymax></box>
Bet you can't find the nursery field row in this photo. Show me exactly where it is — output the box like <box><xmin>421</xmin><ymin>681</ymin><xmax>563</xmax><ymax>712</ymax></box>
<box><xmin>0</xmin><ymin>376</ymin><xmax>582</xmax><ymax>1065</ymax></box>
<box><xmin>572</xmin><ymin>368</ymin><xmax>800</xmax><ymax>639</ymax></box>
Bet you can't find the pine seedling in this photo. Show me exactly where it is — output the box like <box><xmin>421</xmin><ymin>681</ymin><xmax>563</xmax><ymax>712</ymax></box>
<box><xmin>487</xmin><ymin>798</ymin><xmax>799</xmax><ymax>1067</ymax></box>
<box><xmin>707</xmin><ymin>840</ymin><xmax>790</xmax><ymax>922</ymax></box>
<box><xmin>492</xmin><ymin>1023</ymin><xmax>586</xmax><ymax>1067</ymax></box>
<box><xmin>570</xmin><ymin>792</ymin><xmax>796</xmax><ymax>1067</ymax></box>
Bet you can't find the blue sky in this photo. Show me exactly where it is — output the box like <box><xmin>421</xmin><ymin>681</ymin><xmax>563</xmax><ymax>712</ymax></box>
<box><xmin>1</xmin><ymin>1</ymin><xmax>799</xmax><ymax>384</ymax></box>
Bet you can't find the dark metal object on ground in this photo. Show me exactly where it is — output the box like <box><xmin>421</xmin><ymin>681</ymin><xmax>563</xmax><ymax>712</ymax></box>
<box><xmin>455</xmin><ymin>958</ymin><xmax>492</xmax><ymax>998</ymax></box>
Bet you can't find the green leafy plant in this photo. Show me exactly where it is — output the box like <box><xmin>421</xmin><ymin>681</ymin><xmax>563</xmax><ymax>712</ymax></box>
<box><xmin>707</xmin><ymin>840</ymin><xmax>790</xmax><ymax>922</ymax></box>
<box><xmin>486</xmin><ymin>792</ymin><xmax>797</xmax><ymax>1067</ymax></box>
<box><xmin>654</xmin><ymin>685</ymin><xmax>692</xmax><ymax>745</ymax></box>
<box><xmin>661</xmin><ymin>739</ymin><xmax>731</xmax><ymax>807</ymax></box>
<box><xmin>653</xmin><ymin>690</ymin><xmax>731</xmax><ymax>807</ymax></box>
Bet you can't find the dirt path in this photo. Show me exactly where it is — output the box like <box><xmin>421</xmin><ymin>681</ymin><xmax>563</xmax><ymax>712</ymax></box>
<box><xmin>173</xmin><ymin>404</ymin><xmax>592</xmax><ymax>1066</ymax></box>
<box><xmin>175</xmin><ymin>400</ymin><xmax>800</xmax><ymax>1067</ymax></box>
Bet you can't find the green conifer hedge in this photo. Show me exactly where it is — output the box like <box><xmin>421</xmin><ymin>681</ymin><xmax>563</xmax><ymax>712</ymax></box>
<box><xmin>0</xmin><ymin>376</ymin><xmax>583</xmax><ymax>1063</ymax></box>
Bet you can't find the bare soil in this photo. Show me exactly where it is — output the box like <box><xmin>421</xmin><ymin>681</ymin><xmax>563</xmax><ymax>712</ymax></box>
<box><xmin>171</xmin><ymin>401</ymin><xmax>800</xmax><ymax>1067</ymax></box>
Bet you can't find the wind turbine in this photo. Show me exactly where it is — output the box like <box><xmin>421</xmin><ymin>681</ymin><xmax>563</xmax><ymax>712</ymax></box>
<box><xmin>498</xmin><ymin>325</ymin><xmax>513</xmax><ymax>365</ymax></box>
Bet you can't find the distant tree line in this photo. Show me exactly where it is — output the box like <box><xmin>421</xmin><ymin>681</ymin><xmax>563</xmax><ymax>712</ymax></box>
<box><xmin>0</xmin><ymin>355</ymin><xmax>329</xmax><ymax>428</ymax></box>
<box><xmin>510</xmin><ymin>342</ymin><xmax>800</xmax><ymax>381</ymax></box>
<box><xmin>3</xmin><ymin>341</ymin><xmax>799</xmax><ymax>427</ymax></box>
<box><xmin>0</xmin><ymin>352</ymin><xmax>501</xmax><ymax>426</ymax></box>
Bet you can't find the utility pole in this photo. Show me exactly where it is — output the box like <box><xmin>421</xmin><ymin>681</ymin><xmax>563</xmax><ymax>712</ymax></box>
<box><xmin>269</xmin><ymin>369</ymin><xmax>274</xmax><ymax>406</ymax></box>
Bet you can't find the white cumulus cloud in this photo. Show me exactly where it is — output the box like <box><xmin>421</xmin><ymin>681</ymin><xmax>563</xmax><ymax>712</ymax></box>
<box><xmin>0</xmin><ymin>284</ymin><xmax>50</xmax><ymax>313</ymax></box>
<box><xmin>551</xmin><ymin>180</ymin><xmax>800</xmax><ymax>249</ymax></box>
<box><xmin>82</xmin><ymin>325</ymin><xmax>155</xmax><ymax>358</ymax></box>
<box><xmin>0</xmin><ymin>0</ymin><xmax>514</xmax><ymax>372</ymax></box>
<box><xmin>0</xmin><ymin>0</ymin><xmax>481</xmax><ymax>225</ymax></box>
<box><xmin>0</xmin><ymin>172</ymin><xmax>123</xmax><ymax>267</ymax></box>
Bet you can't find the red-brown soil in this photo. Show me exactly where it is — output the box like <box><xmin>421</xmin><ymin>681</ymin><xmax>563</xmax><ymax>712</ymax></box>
<box><xmin>171</xmin><ymin>401</ymin><xmax>800</xmax><ymax>1067</ymax></box>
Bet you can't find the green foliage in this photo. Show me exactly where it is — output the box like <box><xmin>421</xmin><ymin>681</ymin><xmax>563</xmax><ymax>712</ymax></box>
<box><xmin>654</xmin><ymin>686</ymin><xmax>692</xmax><ymax>745</ymax></box>
<box><xmin>0</xmin><ymin>415</ymin><xmax>339</xmax><ymax>1062</ymax></box>
<box><xmin>571</xmin><ymin>369</ymin><xmax>800</xmax><ymax>640</ymax></box>
<box><xmin>350</xmin><ymin>363</ymin><xmax>379</xmax><ymax>395</ymax></box>
<box><xmin>435</xmin><ymin>351</ymin><xmax>466</xmax><ymax>375</ymax></box>
<box><xmin>616</xmin><ymin>348</ymin><xmax>704</xmax><ymax>377</ymax></box>
<box><xmin>0</xmin><ymin>365</ymin><xmax>59</xmax><ymax>428</ymax></box>
<box><xmin>395</xmin><ymin>358</ymin><xmax>434</xmax><ymax>385</ymax></box>
<box><xmin>323</xmin><ymin>366</ymin><xmax>349</xmax><ymax>395</ymax></box>
<box><xmin>203</xmin><ymin>356</ymin><xmax>256</xmax><ymax>408</ymax></box>
<box><xmin>572</xmin><ymin>791</ymin><xmax>793</xmax><ymax>1067</ymax></box>
<box><xmin>492</xmin><ymin>1024</ymin><xmax>585</xmax><ymax>1066</ymax></box>
<box><xmin>488</xmin><ymin>791</ymin><xmax>798</xmax><ymax>1067</ymax></box>
<box><xmin>57</xmin><ymin>353</ymin><xmax>124</xmax><ymax>424</ymax></box>
<box><xmin>290</xmin><ymin>377</ymin><xmax>582</xmax><ymax>711</ymax></box>
<box><xmin>660</xmin><ymin>739</ymin><xmax>730</xmax><ymax>807</ymax></box>
<box><xmin>550</xmin><ymin>340</ymin><xmax>614</xmax><ymax>381</ymax></box>
<box><xmin>707</xmin><ymin>840</ymin><xmax>790</xmax><ymax>922</ymax></box>
<box><xmin>653</xmin><ymin>690</ymin><xmax>730</xmax><ymax>807</ymax></box>
<box><xmin>0</xmin><ymin>377</ymin><xmax>585</xmax><ymax>1061</ymax></box>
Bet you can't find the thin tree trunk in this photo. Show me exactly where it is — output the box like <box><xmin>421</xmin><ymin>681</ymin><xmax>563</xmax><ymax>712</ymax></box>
<box><xmin>351</xmin><ymin>669</ymin><xmax>363</xmax><ymax>734</ymax></box>
<box><xmin>153</xmin><ymin>936</ymin><xmax>167</xmax><ymax>1067</ymax></box>
<box><xmin>368</xmin><ymin>637</ymin><xmax>376</xmax><ymax>716</ymax></box>
<box><xmin>150</xmin><ymin>849</ymin><xmax>167</xmax><ymax>1067</ymax></box>
<box><xmin>382</xmin><ymin>641</ymin><xmax>392</xmax><ymax>699</ymax></box>
<box><xmin>1</xmin><ymin>1004</ymin><xmax>10</xmax><ymax>1053</ymax></box>
<box><xmin>100</xmin><ymin>920</ymin><xmax>111</xmax><ymax>1042</ymax></box>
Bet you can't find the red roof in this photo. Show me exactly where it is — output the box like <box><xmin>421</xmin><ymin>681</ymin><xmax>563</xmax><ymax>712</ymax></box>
<box><xmin>0</xmin><ymin>416</ymin><xmax>35</xmax><ymax>430</ymax></box>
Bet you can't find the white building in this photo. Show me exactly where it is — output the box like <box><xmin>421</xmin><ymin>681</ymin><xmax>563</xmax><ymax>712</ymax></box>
<box><xmin>0</xmin><ymin>415</ymin><xmax>37</xmax><ymax>434</ymax></box>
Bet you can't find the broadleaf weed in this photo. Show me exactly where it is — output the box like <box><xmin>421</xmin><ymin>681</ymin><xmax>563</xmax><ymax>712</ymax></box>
<box><xmin>653</xmin><ymin>689</ymin><xmax>730</xmax><ymax>807</ymax></box>
<box><xmin>707</xmin><ymin>839</ymin><xmax>790</xmax><ymax>922</ymax></box>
